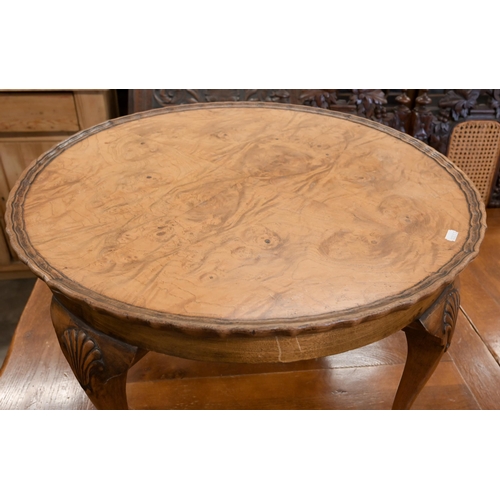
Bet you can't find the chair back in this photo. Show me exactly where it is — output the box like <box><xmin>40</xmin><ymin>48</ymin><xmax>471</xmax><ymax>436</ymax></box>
<box><xmin>448</xmin><ymin>120</ymin><xmax>500</xmax><ymax>203</ymax></box>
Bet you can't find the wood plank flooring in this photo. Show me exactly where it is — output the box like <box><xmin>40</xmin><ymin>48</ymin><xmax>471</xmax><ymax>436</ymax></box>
<box><xmin>1</xmin><ymin>209</ymin><xmax>499</xmax><ymax>410</ymax></box>
<box><xmin>0</xmin><ymin>278</ymin><xmax>36</xmax><ymax>365</ymax></box>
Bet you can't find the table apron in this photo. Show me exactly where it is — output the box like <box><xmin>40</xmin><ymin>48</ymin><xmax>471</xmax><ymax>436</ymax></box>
<box><xmin>51</xmin><ymin>286</ymin><xmax>449</xmax><ymax>364</ymax></box>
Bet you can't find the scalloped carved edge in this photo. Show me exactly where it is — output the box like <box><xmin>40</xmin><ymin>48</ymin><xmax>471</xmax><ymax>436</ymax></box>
<box><xmin>4</xmin><ymin>102</ymin><xmax>487</xmax><ymax>337</ymax></box>
<box><xmin>59</xmin><ymin>328</ymin><xmax>104</xmax><ymax>390</ymax></box>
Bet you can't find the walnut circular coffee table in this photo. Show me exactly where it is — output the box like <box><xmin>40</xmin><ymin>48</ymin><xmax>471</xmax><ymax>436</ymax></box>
<box><xmin>6</xmin><ymin>102</ymin><xmax>486</xmax><ymax>410</ymax></box>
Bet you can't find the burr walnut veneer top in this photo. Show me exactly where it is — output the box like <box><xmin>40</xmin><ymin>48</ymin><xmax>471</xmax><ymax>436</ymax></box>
<box><xmin>6</xmin><ymin>103</ymin><xmax>485</xmax><ymax>335</ymax></box>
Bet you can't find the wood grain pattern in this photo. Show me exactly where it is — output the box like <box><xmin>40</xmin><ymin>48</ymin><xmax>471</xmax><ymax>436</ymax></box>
<box><xmin>125</xmin><ymin>332</ymin><xmax>409</xmax><ymax>382</ymax></box>
<box><xmin>447</xmin><ymin>309</ymin><xmax>500</xmax><ymax>410</ymax></box>
<box><xmin>126</xmin><ymin>360</ymin><xmax>478</xmax><ymax>410</ymax></box>
<box><xmin>0</xmin><ymin>92</ymin><xmax>79</xmax><ymax>133</ymax></box>
<box><xmin>6</xmin><ymin>103</ymin><xmax>486</xmax><ymax>338</ymax></box>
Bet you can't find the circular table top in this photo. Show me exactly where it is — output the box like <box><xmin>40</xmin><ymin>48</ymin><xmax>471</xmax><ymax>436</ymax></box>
<box><xmin>6</xmin><ymin>103</ymin><xmax>486</xmax><ymax>336</ymax></box>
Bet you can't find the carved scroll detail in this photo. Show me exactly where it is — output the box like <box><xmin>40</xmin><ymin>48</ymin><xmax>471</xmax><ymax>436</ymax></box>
<box><xmin>267</xmin><ymin>90</ymin><xmax>290</xmax><ymax>103</ymax></box>
<box><xmin>153</xmin><ymin>89</ymin><xmax>203</xmax><ymax>106</ymax></box>
<box><xmin>485</xmin><ymin>89</ymin><xmax>500</xmax><ymax>120</ymax></box>
<box><xmin>439</xmin><ymin>89</ymin><xmax>481</xmax><ymax>121</ymax></box>
<box><xmin>244</xmin><ymin>89</ymin><xmax>290</xmax><ymax>103</ymax></box>
<box><xmin>349</xmin><ymin>89</ymin><xmax>387</xmax><ymax>119</ymax></box>
<box><xmin>152</xmin><ymin>89</ymin><xmax>291</xmax><ymax>107</ymax></box>
<box><xmin>154</xmin><ymin>89</ymin><xmax>180</xmax><ymax>106</ymax></box>
<box><xmin>60</xmin><ymin>328</ymin><xmax>104</xmax><ymax>390</ymax></box>
<box><xmin>442</xmin><ymin>288</ymin><xmax>460</xmax><ymax>351</ymax></box>
<box><xmin>299</xmin><ymin>89</ymin><xmax>338</xmax><ymax>108</ymax></box>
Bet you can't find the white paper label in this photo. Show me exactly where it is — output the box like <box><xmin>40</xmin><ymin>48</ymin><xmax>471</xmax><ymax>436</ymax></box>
<box><xmin>445</xmin><ymin>230</ymin><xmax>459</xmax><ymax>242</ymax></box>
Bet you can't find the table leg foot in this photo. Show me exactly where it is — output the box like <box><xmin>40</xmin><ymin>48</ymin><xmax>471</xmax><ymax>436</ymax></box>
<box><xmin>50</xmin><ymin>297</ymin><xmax>147</xmax><ymax>410</ymax></box>
<box><xmin>392</xmin><ymin>282</ymin><xmax>460</xmax><ymax>410</ymax></box>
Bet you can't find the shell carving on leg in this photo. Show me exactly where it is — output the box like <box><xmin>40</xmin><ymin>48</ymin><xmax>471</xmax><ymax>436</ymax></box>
<box><xmin>60</xmin><ymin>328</ymin><xmax>105</xmax><ymax>391</ymax></box>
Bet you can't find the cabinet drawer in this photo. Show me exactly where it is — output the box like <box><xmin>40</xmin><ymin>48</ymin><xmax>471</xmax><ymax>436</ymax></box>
<box><xmin>0</xmin><ymin>137</ymin><xmax>69</xmax><ymax>212</ymax></box>
<box><xmin>0</xmin><ymin>92</ymin><xmax>79</xmax><ymax>133</ymax></box>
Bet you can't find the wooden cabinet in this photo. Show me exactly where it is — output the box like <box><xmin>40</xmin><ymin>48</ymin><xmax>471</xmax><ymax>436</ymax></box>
<box><xmin>0</xmin><ymin>90</ymin><xmax>117</xmax><ymax>279</ymax></box>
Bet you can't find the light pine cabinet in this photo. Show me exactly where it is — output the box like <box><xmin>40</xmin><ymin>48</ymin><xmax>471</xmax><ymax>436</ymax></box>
<box><xmin>0</xmin><ymin>90</ymin><xmax>117</xmax><ymax>279</ymax></box>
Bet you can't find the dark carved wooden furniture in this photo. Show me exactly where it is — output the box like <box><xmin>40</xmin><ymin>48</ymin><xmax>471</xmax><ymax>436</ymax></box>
<box><xmin>5</xmin><ymin>102</ymin><xmax>486</xmax><ymax>410</ymax></box>
<box><xmin>129</xmin><ymin>90</ymin><xmax>500</xmax><ymax>207</ymax></box>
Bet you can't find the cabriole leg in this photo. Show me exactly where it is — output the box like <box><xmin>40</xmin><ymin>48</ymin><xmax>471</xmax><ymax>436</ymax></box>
<box><xmin>392</xmin><ymin>282</ymin><xmax>460</xmax><ymax>410</ymax></box>
<box><xmin>50</xmin><ymin>297</ymin><xmax>147</xmax><ymax>410</ymax></box>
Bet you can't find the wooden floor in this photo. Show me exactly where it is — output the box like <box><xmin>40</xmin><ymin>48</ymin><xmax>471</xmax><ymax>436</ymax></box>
<box><xmin>1</xmin><ymin>209</ymin><xmax>500</xmax><ymax>410</ymax></box>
